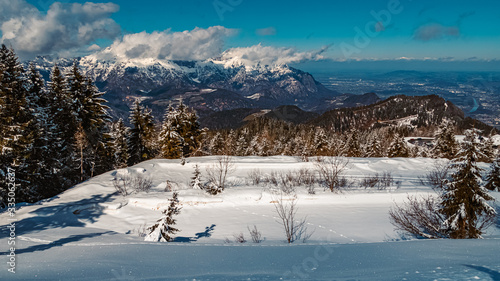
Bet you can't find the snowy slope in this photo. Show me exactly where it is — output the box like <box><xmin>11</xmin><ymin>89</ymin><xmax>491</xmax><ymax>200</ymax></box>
<box><xmin>1</xmin><ymin>156</ymin><xmax>499</xmax><ymax>280</ymax></box>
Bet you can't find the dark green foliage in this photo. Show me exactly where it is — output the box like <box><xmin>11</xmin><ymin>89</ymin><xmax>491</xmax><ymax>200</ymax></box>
<box><xmin>433</xmin><ymin>122</ymin><xmax>458</xmax><ymax>160</ymax></box>
<box><xmin>441</xmin><ymin>130</ymin><xmax>496</xmax><ymax>239</ymax></box>
<box><xmin>158</xmin><ymin>102</ymin><xmax>202</xmax><ymax>159</ymax></box>
<box><xmin>485</xmin><ymin>156</ymin><xmax>500</xmax><ymax>191</ymax></box>
<box><xmin>127</xmin><ymin>100</ymin><xmax>156</xmax><ymax>166</ymax></box>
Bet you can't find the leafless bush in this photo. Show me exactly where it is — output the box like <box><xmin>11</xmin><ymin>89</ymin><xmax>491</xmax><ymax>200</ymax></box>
<box><xmin>418</xmin><ymin>161</ymin><xmax>450</xmax><ymax>192</ymax></box>
<box><xmin>248</xmin><ymin>169</ymin><xmax>263</xmax><ymax>185</ymax></box>
<box><xmin>278</xmin><ymin>172</ymin><xmax>296</xmax><ymax>195</ymax></box>
<box><xmin>274</xmin><ymin>195</ymin><xmax>311</xmax><ymax>243</ymax></box>
<box><xmin>314</xmin><ymin>156</ymin><xmax>350</xmax><ymax>192</ymax></box>
<box><xmin>233</xmin><ymin>232</ymin><xmax>246</xmax><ymax>243</ymax></box>
<box><xmin>113</xmin><ymin>174</ymin><xmax>132</xmax><ymax>196</ymax></box>
<box><xmin>133</xmin><ymin>223</ymin><xmax>148</xmax><ymax>238</ymax></box>
<box><xmin>205</xmin><ymin>155</ymin><xmax>235</xmax><ymax>194</ymax></box>
<box><xmin>389</xmin><ymin>195</ymin><xmax>448</xmax><ymax>239</ymax></box>
<box><xmin>247</xmin><ymin>225</ymin><xmax>263</xmax><ymax>243</ymax></box>
<box><xmin>223</xmin><ymin>237</ymin><xmax>232</xmax><ymax>244</ymax></box>
<box><xmin>133</xmin><ymin>175</ymin><xmax>153</xmax><ymax>193</ymax></box>
<box><xmin>360</xmin><ymin>172</ymin><xmax>394</xmax><ymax>190</ymax></box>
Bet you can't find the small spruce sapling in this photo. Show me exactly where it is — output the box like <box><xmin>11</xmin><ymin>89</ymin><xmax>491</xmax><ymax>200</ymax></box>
<box><xmin>145</xmin><ymin>192</ymin><xmax>181</xmax><ymax>242</ymax></box>
<box><xmin>190</xmin><ymin>164</ymin><xmax>203</xmax><ymax>189</ymax></box>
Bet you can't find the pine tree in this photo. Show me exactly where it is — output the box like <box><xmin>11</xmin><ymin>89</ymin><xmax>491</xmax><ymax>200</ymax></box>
<box><xmin>127</xmin><ymin>100</ymin><xmax>155</xmax><ymax>166</ymax></box>
<box><xmin>111</xmin><ymin>118</ymin><xmax>129</xmax><ymax>168</ymax></box>
<box><xmin>433</xmin><ymin>122</ymin><xmax>458</xmax><ymax>159</ymax></box>
<box><xmin>485</xmin><ymin>156</ymin><xmax>500</xmax><ymax>191</ymax></box>
<box><xmin>388</xmin><ymin>133</ymin><xmax>410</xmax><ymax>158</ymax></box>
<box><xmin>441</xmin><ymin>129</ymin><xmax>496</xmax><ymax>239</ymax></box>
<box><xmin>190</xmin><ymin>164</ymin><xmax>203</xmax><ymax>189</ymax></box>
<box><xmin>145</xmin><ymin>192</ymin><xmax>181</xmax><ymax>242</ymax></box>
<box><xmin>158</xmin><ymin>102</ymin><xmax>202</xmax><ymax>159</ymax></box>
<box><xmin>366</xmin><ymin>137</ymin><xmax>383</xmax><ymax>157</ymax></box>
<box><xmin>0</xmin><ymin>45</ymin><xmax>38</xmax><ymax>202</ymax></box>
<box><xmin>345</xmin><ymin>131</ymin><xmax>362</xmax><ymax>157</ymax></box>
<box><xmin>47</xmin><ymin>64</ymin><xmax>78</xmax><ymax>188</ymax></box>
<box><xmin>66</xmin><ymin>62</ymin><xmax>111</xmax><ymax>178</ymax></box>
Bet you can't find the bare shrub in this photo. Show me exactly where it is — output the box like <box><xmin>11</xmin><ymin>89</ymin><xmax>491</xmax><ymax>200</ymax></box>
<box><xmin>419</xmin><ymin>161</ymin><xmax>450</xmax><ymax>192</ymax></box>
<box><xmin>278</xmin><ymin>172</ymin><xmax>296</xmax><ymax>195</ymax></box>
<box><xmin>360</xmin><ymin>172</ymin><xmax>393</xmax><ymax>190</ymax></box>
<box><xmin>361</xmin><ymin>175</ymin><xmax>378</xmax><ymax>189</ymax></box>
<box><xmin>133</xmin><ymin>223</ymin><xmax>148</xmax><ymax>238</ymax></box>
<box><xmin>113</xmin><ymin>174</ymin><xmax>132</xmax><ymax>196</ymax></box>
<box><xmin>223</xmin><ymin>237</ymin><xmax>232</xmax><ymax>244</ymax></box>
<box><xmin>247</xmin><ymin>225</ymin><xmax>263</xmax><ymax>243</ymax></box>
<box><xmin>274</xmin><ymin>195</ymin><xmax>311</xmax><ymax>243</ymax></box>
<box><xmin>248</xmin><ymin>169</ymin><xmax>262</xmax><ymax>185</ymax></box>
<box><xmin>314</xmin><ymin>156</ymin><xmax>350</xmax><ymax>192</ymax></box>
<box><xmin>233</xmin><ymin>232</ymin><xmax>246</xmax><ymax>243</ymax></box>
<box><xmin>205</xmin><ymin>155</ymin><xmax>235</xmax><ymax>194</ymax></box>
<box><xmin>389</xmin><ymin>195</ymin><xmax>448</xmax><ymax>239</ymax></box>
<box><xmin>133</xmin><ymin>175</ymin><xmax>153</xmax><ymax>193</ymax></box>
<box><xmin>164</xmin><ymin>180</ymin><xmax>173</xmax><ymax>192</ymax></box>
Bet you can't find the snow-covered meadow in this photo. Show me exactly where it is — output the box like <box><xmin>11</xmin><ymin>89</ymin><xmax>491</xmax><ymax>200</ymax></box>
<box><xmin>1</xmin><ymin>156</ymin><xmax>499</xmax><ymax>280</ymax></box>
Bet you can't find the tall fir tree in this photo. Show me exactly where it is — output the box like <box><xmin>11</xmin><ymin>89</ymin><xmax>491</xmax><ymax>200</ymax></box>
<box><xmin>387</xmin><ymin>133</ymin><xmax>410</xmax><ymax>158</ymax></box>
<box><xmin>158</xmin><ymin>102</ymin><xmax>202</xmax><ymax>159</ymax></box>
<box><xmin>127</xmin><ymin>100</ymin><xmax>155</xmax><ymax>166</ymax></box>
<box><xmin>0</xmin><ymin>45</ymin><xmax>38</xmax><ymax>202</ymax></box>
<box><xmin>47</xmin><ymin>64</ymin><xmax>78</xmax><ymax>188</ymax></box>
<box><xmin>111</xmin><ymin>118</ymin><xmax>129</xmax><ymax>168</ymax></box>
<box><xmin>440</xmin><ymin>129</ymin><xmax>496</xmax><ymax>239</ymax></box>
<box><xmin>485</xmin><ymin>156</ymin><xmax>500</xmax><ymax>191</ymax></box>
<box><xmin>433</xmin><ymin>122</ymin><xmax>458</xmax><ymax>159</ymax></box>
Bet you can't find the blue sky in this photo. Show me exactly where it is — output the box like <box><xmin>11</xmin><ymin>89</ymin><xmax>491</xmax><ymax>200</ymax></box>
<box><xmin>5</xmin><ymin>0</ymin><xmax>500</xmax><ymax>70</ymax></box>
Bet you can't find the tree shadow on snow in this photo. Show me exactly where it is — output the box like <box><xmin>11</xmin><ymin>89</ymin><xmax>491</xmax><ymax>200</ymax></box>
<box><xmin>173</xmin><ymin>224</ymin><xmax>216</xmax><ymax>243</ymax></box>
<box><xmin>464</xmin><ymin>265</ymin><xmax>500</xmax><ymax>281</ymax></box>
<box><xmin>0</xmin><ymin>231</ymin><xmax>115</xmax><ymax>255</ymax></box>
<box><xmin>0</xmin><ymin>193</ymin><xmax>114</xmax><ymax>236</ymax></box>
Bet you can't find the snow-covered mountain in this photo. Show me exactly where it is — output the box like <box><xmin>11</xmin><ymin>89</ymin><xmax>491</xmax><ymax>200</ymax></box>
<box><xmin>29</xmin><ymin>55</ymin><xmax>342</xmax><ymax>120</ymax></box>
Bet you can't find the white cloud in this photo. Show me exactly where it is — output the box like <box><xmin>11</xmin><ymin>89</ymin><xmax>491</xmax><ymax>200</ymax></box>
<box><xmin>0</xmin><ymin>0</ymin><xmax>120</xmax><ymax>58</ymax></box>
<box><xmin>93</xmin><ymin>26</ymin><xmax>236</xmax><ymax>62</ymax></box>
<box><xmin>217</xmin><ymin>44</ymin><xmax>327</xmax><ymax>67</ymax></box>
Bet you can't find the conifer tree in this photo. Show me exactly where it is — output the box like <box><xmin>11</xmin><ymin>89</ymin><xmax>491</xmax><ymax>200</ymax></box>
<box><xmin>47</xmin><ymin>64</ymin><xmax>78</xmax><ymax>188</ymax></box>
<box><xmin>441</xmin><ymin>129</ymin><xmax>496</xmax><ymax>239</ymax></box>
<box><xmin>111</xmin><ymin>118</ymin><xmax>129</xmax><ymax>168</ymax></box>
<box><xmin>388</xmin><ymin>133</ymin><xmax>410</xmax><ymax>158</ymax></box>
<box><xmin>485</xmin><ymin>156</ymin><xmax>500</xmax><ymax>191</ymax></box>
<box><xmin>190</xmin><ymin>164</ymin><xmax>203</xmax><ymax>189</ymax></box>
<box><xmin>433</xmin><ymin>122</ymin><xmax>458</xmax><ymax>159</ymax></box>
<box><xmin>158</xmin><ymin>102</ymin><xmax>202</xmax><ymax>158</ymax></box>
<box><xmin>127</xmin><ymin>100</ymin><xmax>155</xmax><ymax>166</ymax></box>
<box><xmin>0</xmin><ymin>45</ymin><xmax>38</xmax><ymax>202</ymax></box>
<box><xmin>145</xmin><ymin>192</ymin><xmax>181</xmax><ymax>242</ymax></box>
<box><xmin>366</xmin><ymin>137</ymin><xmax>383</xmax><ymax>157</ymax></box>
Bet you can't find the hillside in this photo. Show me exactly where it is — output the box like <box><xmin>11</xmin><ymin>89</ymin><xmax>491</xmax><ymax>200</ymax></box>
<box><xmin>1</xmin><ymin>156</ymin><xmax>499</xmax><ymax>280</ymax></box>
<box><xmin>310</xmin><ymin>95</ymin><xmax>497</xmax><ymax>134</ymax></box>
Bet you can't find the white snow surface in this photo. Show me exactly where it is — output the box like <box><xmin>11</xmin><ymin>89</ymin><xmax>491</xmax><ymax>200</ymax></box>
<box><xmin>1</xmin><ymin>156</ymin><xmax>499</xmax><ymax>280</ymax></box>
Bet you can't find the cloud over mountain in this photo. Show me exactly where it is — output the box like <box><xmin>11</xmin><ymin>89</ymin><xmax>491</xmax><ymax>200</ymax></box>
<box><xmin>0</xmin><ymin>0</ymin><xmax>120</xmax><ymax>58</ymax></box>
<box><xmin>93</xmin><ymin>26</ymin><xmax>236</xmax><ymax>62</ymax></box>
<box><xmin>218</xmin><ymin>44</ymin><xmax>326</xmax><ymax>67</ymax></box>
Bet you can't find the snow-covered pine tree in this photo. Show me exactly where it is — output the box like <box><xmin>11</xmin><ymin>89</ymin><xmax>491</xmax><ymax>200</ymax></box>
<box><xmin>190</xmin><ymin>164</ymin><xmax>203</xmax><ymax>189</ymax></box>
<box><xmin>111</xmin><ymin>118</ymin><xmax>129</xmax><ymax>168</ymax></box>
<box><xmin>345</xmin><ymin>130</ymin><xmax>362</xmax><ymax>157</ymax></box>
<box><xmin>387</xmin><ymin>133</ymin><xmax>410</xmax><ymax>158</ymax></box>
<box><xmin>485</xmin><ymin>155</ymin><xmax>500</xmax><ymax>191</ymax></box>
<box><xmin>145</xmin><ymin>192</ymin><xmax>181</xmax><ymax>242</ymax></box>
<box><xmin>481</xmin><ymin>133</ymin><xmax>495</xmax><ymax>163</ymax></box>
<box><xmin>158</xmin><ymin>105</ymin><xmax>183</xmax><ymax>159</ymax></box>
<box><xmin>432</xmin><ymin>122</ymin><xmax>458</xmax><ymax>159</ymax></box>
<box><xmin>158</xmin><ymin>102</ymin><xmax>202</xmax><ymax>159</ymax></box>
<box><xmin>66</xmin><ymin>62</ymin><xmax>112</xmax><ymax>178</ymax></box>
<box><xmin>366</xmin><ymin>137</ymin><xmax>383</xmax><ymax>158</ymax></box>
<box><xmin>440</xmin><ymin>129</ymin><xmax>496</xmax><ymax>239</ymax></box>
<box><xmin>0</xmin><ymin>45</ymin><xmax>39</xmax><ymax>202</ymax></box>
<box><xmin>47</xmin><ymin>64</ymin><xmax>79</xmax><ymax>188</ymax></box>
<box><xmin>127</xmin><ymin>100</ymin><xmax>156</xmax><ymax>166</ymax></box>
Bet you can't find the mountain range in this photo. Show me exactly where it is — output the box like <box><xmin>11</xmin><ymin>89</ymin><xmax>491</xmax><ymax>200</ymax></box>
<box><xmin>28</xmin><ymin>55</ymin><xmax>379</xmax><ymax>122</ymax></box>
